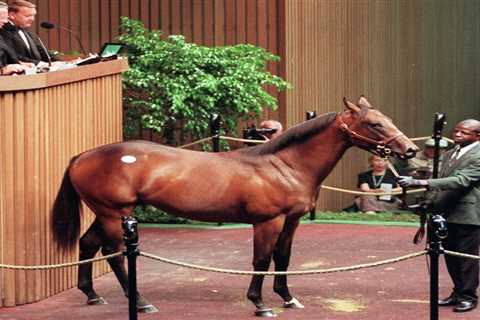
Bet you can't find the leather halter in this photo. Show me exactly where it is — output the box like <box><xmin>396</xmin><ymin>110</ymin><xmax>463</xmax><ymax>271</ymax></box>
<box><xmin>336</xmin><ymin>113</ymin><xmax>405</xmax><ymax>157</ymax></box>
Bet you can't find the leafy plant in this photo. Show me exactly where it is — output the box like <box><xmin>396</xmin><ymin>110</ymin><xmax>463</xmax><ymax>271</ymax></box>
<box><xmin>133</xmin><ymin>205</ymin><xmax>189</xmax><ymax>224</ymax></box>
<box><xmin>119</xmin><ymin>17</ymin><xmax>290</xmax><ymax>144</ymax></box>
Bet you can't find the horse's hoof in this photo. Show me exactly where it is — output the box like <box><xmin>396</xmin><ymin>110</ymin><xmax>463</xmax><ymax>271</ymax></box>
<box><xmin>87</xmin><ymin>297</ymin><xmax>108</xmax><ymax>305</ymax></box>
<box><xmin>255</xmin><ymin>308</ymin><xmax>277</xmax><ymax>317</ymax></box>
<box><xmin>137</xmin><ymin>304</ymin><xmax>159</xmax><ymax>313</ymax></box>
<box><xmin>283</xmin><ymin>297</ymin><xmax>304</xmax><ymax>309</ymax></box>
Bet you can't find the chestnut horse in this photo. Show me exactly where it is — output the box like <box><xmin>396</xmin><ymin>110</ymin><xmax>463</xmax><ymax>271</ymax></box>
<box><xmin>51</xmin><ymin>97</ymin><xmax>418</xmax><ymax>316</ymax></box>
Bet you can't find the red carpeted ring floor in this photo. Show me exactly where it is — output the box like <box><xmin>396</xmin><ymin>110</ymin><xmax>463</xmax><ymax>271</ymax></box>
<box><xmin>0</xmin><ymin>223</ymin><xmax>477</xmax><ymax>320</ymax></box>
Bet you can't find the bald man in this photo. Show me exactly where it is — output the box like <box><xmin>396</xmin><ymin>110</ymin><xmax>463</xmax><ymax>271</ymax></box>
<box><xmin>399</xmin><ymin>119</ymin><xmax>480</xmax><ymax>312</ymax></box>
<box><xmin>259</xmin><ymin>120</ymin><xmax>283</xmax><ymax>140</ymax></box>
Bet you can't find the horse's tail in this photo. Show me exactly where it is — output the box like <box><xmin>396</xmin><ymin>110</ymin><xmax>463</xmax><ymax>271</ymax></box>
<box><xmin>51</xmin><ymin>155</ymin><xmax>82</xmax><ymax>252</ymax></box>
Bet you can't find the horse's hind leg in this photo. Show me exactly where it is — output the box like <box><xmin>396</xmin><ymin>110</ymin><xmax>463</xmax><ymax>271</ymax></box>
<box><xmin>100</xmin><ymin>218</ymin><xmax>158</xmax><ymax>313</ymax></box>
<box><xmin>247</xmin><ymin>215</ymin><xmax>285</xmax><ymax>317</ymax></box>
<box><xmin>273</xmin><ymin>218</ymin><xmax>304</xmax><ymax>309</ymax></box>
<box><xmin>78</xmin><ymin>219</ymin><xmax>108</xmax><ymax>305</ymax></box>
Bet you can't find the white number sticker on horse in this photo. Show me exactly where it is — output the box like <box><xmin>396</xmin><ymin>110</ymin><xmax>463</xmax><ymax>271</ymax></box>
<box><xmin>121</xmin><ymin>155</ymin><xmax>137</xmax><ymax>164</ymax></box>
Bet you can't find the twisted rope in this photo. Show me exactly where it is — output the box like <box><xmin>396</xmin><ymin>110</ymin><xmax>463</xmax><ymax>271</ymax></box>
<box><xmin>320</xmin><ymin>185</ymin><xmax>426</xmax><ymax>196</ymax></box>
<box><xmin>177</xmin><ymin>134</ymin><xmax>453</xmax><ymax>150</ymax></box>
<box><xmin>178</xmin><ymin>136</ymin><xmax>213</xmax><ymax>149</ymax></box>
<box><xmin>176</xmin><ymin>135</ymin><xmax>431</xmax><ymax>196</ymax></box>
<box><xmin>219</xmin><ymin>135</ymin><xmax>267</xmax><ymax>144</ymax></box>
<box><xmin>410</xmin><ymin>136</ymin><xmax>454</xmax><ymax>143</ymax></box>
<box><xmin>0</xmin><ymin>252</ymin><xmax>122</xmax><ymax>270</ymax></box>
<box><xmin>444</xmin><ymin>250</ymin><xmax>480</xmax><ymax>260</ymax></box>
<box><xmin>140</xmin><ymin>250</ymin><xmax>427</xmax><ymax>276</ymax></box>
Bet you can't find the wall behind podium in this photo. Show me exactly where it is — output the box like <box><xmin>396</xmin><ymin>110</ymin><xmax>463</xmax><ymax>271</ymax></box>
<box><xmin>0</xmin><ymin>59</ymin><xmax>127</xmax><ymax>306</ymax></box>
<box><xmin>26</xmin><ymin>0</ymin><xmax>480</xmax><ymax>213</ymax></box>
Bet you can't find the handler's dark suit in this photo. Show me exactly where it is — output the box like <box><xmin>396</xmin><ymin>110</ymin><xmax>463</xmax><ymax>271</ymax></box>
<box><xmin>0</xmin><ymin>34</ymin><xmax>20</xmax><ymax>68</ymax></box>
<box><xmin>0</xmin><ymin>22</ymin><xmax>50</xmax><ymax>64</ymax></box>
<box><xmin>428</xmin><ymin>142</ymin><xmax>480</xmax><ymax>303</ymax></box>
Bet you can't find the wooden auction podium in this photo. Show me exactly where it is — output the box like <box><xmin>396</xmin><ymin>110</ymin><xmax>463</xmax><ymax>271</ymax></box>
<box><xmin>0</xmin><ymin>59</ymin><xmax>128</xmax><ymax>307</ymax></box>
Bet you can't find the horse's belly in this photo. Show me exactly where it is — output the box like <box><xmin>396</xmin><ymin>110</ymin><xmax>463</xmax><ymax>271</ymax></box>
<box><xmin>151</xmin><ymin>204</ymin><xmax>252</xmax><ymax>224</ymax></box>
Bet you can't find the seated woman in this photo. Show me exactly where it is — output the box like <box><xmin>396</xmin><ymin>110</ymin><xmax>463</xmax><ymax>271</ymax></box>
<box><xmin>354</xmin><ymin>155</ymin><xmax>402</xmax><ymax>214</ymax></box>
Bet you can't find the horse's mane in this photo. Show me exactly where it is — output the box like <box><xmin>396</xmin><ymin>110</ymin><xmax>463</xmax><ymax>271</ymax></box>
<box><xmin>240</xmin><ymin>112</ymin><xmax>338</xmax><ymax>156</ymax></box>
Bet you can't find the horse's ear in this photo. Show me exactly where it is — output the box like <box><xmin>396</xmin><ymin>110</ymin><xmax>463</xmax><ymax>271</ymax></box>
<box><xmin>358</xmin><ymin>95</ymin><xmax>374</xmax><ymax>109</ymax></box>
<box><xmin>343</xmin><ymin>97</ymin><xmax>361</xmax><ymax>113</ymax></box>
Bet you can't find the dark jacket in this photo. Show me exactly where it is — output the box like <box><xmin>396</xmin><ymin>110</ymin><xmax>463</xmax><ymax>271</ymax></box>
<box><xmin>0</xmin><ymin>34</ymin><xmax>20</xmax><ymax>67</ymax></box>
<box><xmin>0</xmin><ymin>23</ymin><xmax>50</xmax><ymax>64</ymax></box>
<box><xmin>428</xmin><ymin>143</ymin><xmax>480</xmax><ymax>225</ymax></box>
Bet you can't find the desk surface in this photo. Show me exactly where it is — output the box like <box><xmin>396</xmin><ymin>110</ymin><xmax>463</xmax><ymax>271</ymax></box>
<box><xmin>0</xmin><ymin>58</ymin><xmax>128</xmax><ymax>92</ymax></box>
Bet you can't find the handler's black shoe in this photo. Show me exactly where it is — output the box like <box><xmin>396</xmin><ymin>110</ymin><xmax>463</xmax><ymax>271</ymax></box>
<box><xmin>438</xmin><ymin>295</ymin><xmax>457</xmax><ymax>306</ymax></box>
<box><xmin>453</xmin><ymin>300</ymin><xmax>477</xmax><ymax>312</ymax></box>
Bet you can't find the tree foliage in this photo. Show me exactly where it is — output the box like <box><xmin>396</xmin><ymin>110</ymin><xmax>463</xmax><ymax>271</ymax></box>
<box><xmin>119</xmin><ymin>17</ymin><xmax>290</xmax><ymax>144</ymax></box>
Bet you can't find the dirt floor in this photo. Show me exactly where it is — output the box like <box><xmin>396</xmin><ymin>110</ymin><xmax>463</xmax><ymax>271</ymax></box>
<box><xmin>0</xmin><ymin>223</ymin><xmax>478</xmax><ymax>320</ymax></box>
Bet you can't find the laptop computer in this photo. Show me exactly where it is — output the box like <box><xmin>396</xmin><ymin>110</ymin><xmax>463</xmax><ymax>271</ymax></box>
<box><xmin>76</xmin><ymin>43</ymin><xmax>125</xmax><ymax>66</ymax></box>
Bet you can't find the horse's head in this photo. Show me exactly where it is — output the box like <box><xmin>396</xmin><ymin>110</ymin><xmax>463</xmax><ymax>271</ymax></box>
<box><xmin>338</xmin><ymin>96</ymin><xmax>418</xmax><ymax>159</ymax></box>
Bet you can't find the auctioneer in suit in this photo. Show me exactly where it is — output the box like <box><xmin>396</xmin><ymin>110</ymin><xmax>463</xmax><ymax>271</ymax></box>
<box><xmin>0</xmin><ymin>22</ymin><xmax>49</xmax><ymax>64</ymax></box>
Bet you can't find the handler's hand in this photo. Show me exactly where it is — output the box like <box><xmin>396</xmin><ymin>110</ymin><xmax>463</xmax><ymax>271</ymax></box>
<box><xmin>397</xmin><ymin>176</ymin><xmax>429</xmax><ymax>188</ymax></box>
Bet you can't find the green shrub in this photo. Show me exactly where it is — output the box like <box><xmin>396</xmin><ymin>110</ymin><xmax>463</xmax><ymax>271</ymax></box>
<box><xmin>133</xmin><ymin>205</ymin><xmax>189</xmax><ymax>224</ymax></box>
<box><xmin>119</xmin><ymin>17</ymin><xmax>290</xmax><ymax>144</ymax></box>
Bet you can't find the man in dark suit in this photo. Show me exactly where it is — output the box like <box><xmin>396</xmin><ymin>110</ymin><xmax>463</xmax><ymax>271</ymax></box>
<box><xmin>0</xmin><ymin>1</ymin><xmax>32</xmax><ymax>75</ymax></box>
<box><xmin>399</xmin><ymin>119</ymin><xmax>480</xmax><ymax>313</ymax></box>
<box><xmin>0</xmin><ymin>0</ymin><xmax>50</xmax><ymax>65</ymax></box>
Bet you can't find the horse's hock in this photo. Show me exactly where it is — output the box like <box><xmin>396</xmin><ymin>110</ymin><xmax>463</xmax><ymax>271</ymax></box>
<box><xmin>0</xmin><ymin>59</ymin><xmax>128</xmax><ymax>307</ymax></box>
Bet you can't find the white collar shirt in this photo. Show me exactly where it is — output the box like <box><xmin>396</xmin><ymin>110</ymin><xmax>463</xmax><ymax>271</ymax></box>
<box><xmin>8</xmin><ymin>21</ymin><xmax>30</xmax><ymax>50</ymax></box>
<box><xmin>453</xmin><ymin>141</ymin><xmax>479</xmax><ymax>160</ymax></box>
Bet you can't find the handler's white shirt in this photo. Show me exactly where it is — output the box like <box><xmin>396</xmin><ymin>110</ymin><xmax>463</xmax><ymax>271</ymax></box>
<box><xmin>452</xmin><ymin>141</ymin><xmax>479</xmax><ymax>160</ymax></box>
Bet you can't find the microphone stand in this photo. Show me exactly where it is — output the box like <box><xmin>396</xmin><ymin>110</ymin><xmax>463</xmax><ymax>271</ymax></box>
<box><xmin>36</xmin><ymin>37</ymin><xmax>52</xmax><ymax>67</ymax></box>
<box><xmin>56</xmin><ymin>25</ymin><xmax>87</xmax><ymax>56</ymax></box>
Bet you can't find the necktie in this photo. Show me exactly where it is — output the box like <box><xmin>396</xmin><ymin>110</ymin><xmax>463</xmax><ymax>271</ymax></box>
<box><xmin>20</xmin><ymin>29</ymin><xmax>42</xmax><ymax>60</ymax></box>
<box><xmin>451</xmin><ymin>146</ymin><xmax>461</xmax><ymax>160</ymax></box>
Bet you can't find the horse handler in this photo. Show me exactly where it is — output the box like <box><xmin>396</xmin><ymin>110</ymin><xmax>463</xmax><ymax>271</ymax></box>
<box><xmin>399</xmin><ymin>119</ymin><xmax>480</xmax><ymax>313</ymax></box>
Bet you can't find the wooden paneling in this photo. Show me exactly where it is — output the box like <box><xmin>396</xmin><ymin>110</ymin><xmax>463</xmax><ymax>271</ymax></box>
<box><xmin>13</xmin><ymin>1</ymin><xmax>480</xmax><ymax>217</ymax></box>
<box><xmin>0</xmin><ymin>60</ymin><xmax>126</xmax><ymax>306</ymax></box>
<box><xmin>284</xmin><ymin>0</ymin><xmax>480</xmax><ymax>210</ymax></box>
<box><xmin>30</xmin><ymin>0</ymin><xmax>283</xmax><ymax>121</ymax></box>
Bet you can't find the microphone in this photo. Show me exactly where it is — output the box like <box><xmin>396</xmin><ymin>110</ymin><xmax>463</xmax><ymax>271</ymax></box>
<box><xmin>40</xmin><ymin>21</ymin><xmax>87</xmax><ymax>55</ymax></box>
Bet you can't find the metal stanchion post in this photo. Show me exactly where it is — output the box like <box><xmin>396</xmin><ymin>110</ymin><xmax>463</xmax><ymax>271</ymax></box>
<box><xmin>306</xmin><ymin>111</ymin><xmax>317</xmax><ymax>220</ymax></box>
<box><xmin>122</xmin><ymin>216</ymin><xmax>139</xmax><ymax>320</ymax></box>
<box><xmin>429</xmin><ymin>214</ymin><xmax>447</xmax><ymax>320</ymax></box>
<box><xmin>210</xmin><ymin>113</ymin><xmax>221</xmax><ymax>153</ymax></box>
<box><xmin>428</xmin><ymin>112</ymin><xmax>447</xmax><ymax>320</ymax></box>
<box><xmin>209</xmin><ymin>114</ymin><xmax>222</xmax><ymax>226</ymax></box>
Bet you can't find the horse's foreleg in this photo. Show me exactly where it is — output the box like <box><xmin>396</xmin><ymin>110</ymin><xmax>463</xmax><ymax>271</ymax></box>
<box><xmin>273</xmin><ymin>218</ymin><xmax>304</xmax><ymax>309</ymax></box>
<box><xmin>78</xmin><ymin>220</ymin><xmax>107</xmax><ymax>305</ymax></box>
<box><xmin>247</xmin><ymin>215</ymin><xmax>286</xmax><ymax>317</ymax></box>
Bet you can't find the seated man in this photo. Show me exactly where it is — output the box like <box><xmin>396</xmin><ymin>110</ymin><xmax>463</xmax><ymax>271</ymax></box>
<box><xmin>0</xmin><ymin>0</ymin><xmax>52</xmax><ymax>65</ymax></box>
<box><xmin>354</xmin><ymin>155</ymin><xmax>402</xmax><ymax>214</ymax></box>
<box><xmin>395</xmin><ymin>138</ymin><xmax>450</xmax><ymax>179</ymax></box>
<box><xmin>0</xmin><ymin>1</ymin><xmax>32</xmax><ymax>75</ymax></box>
<box><xmin>259</xmin><ymin>119</ymin><xmax>283</xmax><ymax>140</ymax></box>
<box><xmin>243</xmin><ymin>119</ymin><xmax>284</xmax><ymax>146</ymax></box>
